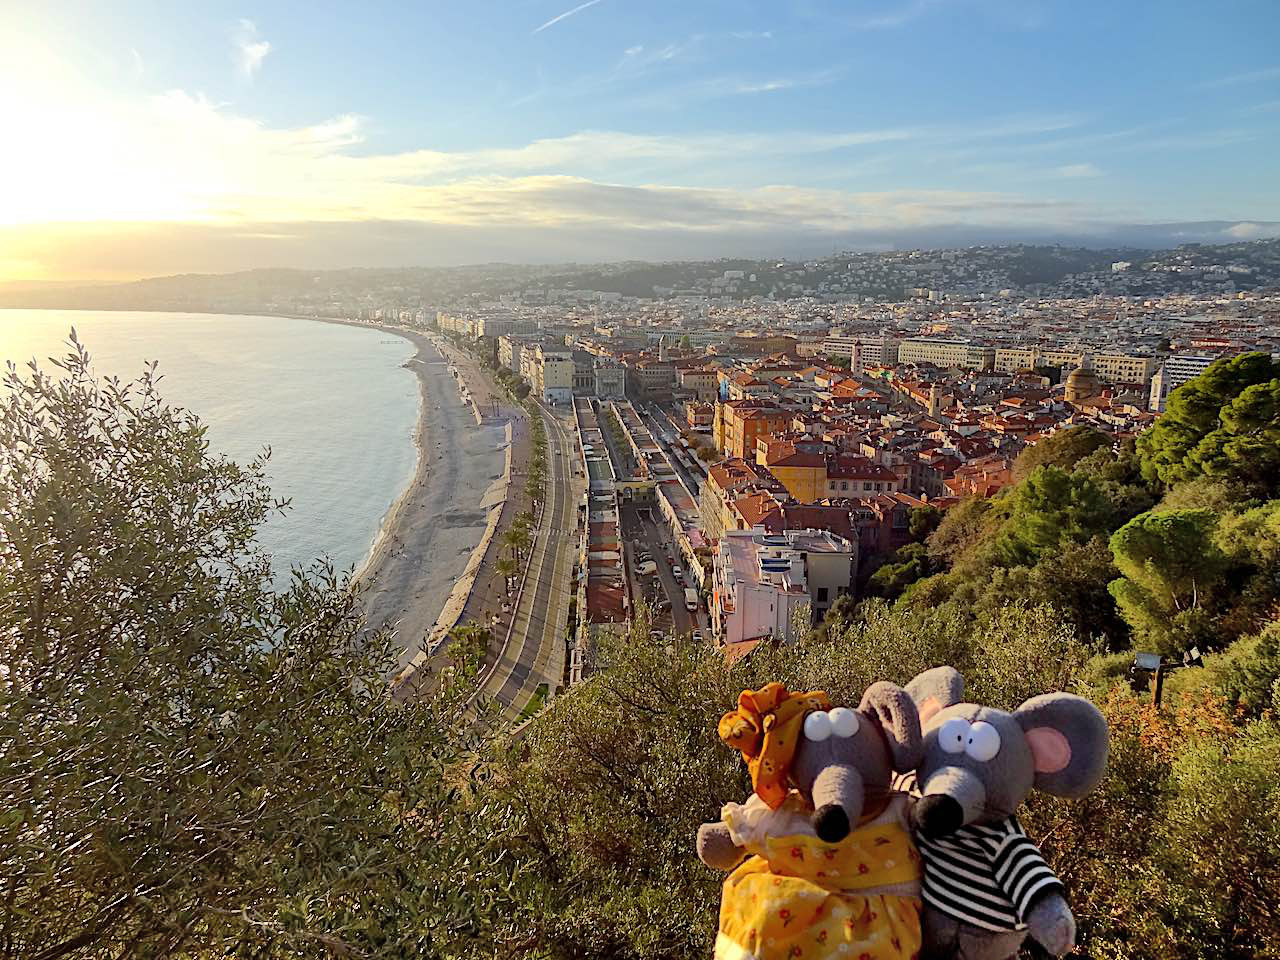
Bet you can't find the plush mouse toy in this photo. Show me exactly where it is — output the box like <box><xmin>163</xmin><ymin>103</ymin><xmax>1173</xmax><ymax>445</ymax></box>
<box><xmin>697</xmin><ymin>681</ymin><xmax>926</xmax><ymax>960</ymax></box>
<box><xmin>902</xmin><ymin>667</ymin><xmax>1108</xmax><ymax>960</ymax></box>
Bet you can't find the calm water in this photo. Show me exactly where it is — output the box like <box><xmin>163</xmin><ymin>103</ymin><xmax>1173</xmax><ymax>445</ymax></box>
<box><xmin>0</xmin><ymin>310</ymin><xmax>419</xmax><ymax>578</ymax></box>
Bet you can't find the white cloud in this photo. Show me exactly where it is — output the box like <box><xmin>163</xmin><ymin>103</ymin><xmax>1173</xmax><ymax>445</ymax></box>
<box><xmin>235</xmin><ymin>19</ymin><xmax>271</xmax><ymax>80</ymax></box>
<box><xmin>1202</xmin><ymin>65</ymin><xmax>1280</xmax><ymax>89</ymax></box>
<box><xmin>859</xmin><ymin>0</ymin><xmax>948</xmax><ymax>29</ymax></box>
<box><xmin>1224</xmin><ymin>222</ymin><xmax>1280</xmax><ymax>240</ymax></box>
<box><xmin>1054</xmin><ymin>163</ymin><xmax>1101</xmax><ymax>178</ymax></box>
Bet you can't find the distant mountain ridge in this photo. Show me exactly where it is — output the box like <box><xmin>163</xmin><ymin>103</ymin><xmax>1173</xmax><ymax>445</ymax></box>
<box><xmin>2</xmin><ymin>232</ymin><xmax>1277</xmax><ymax>312</ymax></box>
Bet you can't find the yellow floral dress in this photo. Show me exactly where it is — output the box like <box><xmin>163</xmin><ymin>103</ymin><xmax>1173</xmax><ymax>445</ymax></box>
<box><xmin>714</xmin><ymin>792</ymin><xmax>922</xmax><ymax>960</ymax></box>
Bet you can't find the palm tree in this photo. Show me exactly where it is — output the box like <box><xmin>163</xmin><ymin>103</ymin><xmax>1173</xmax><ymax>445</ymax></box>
<box><xmin>495</xmin><ymin>555</ymin><xmax>518</xmax><ymax>595</ymax></box>
<box><xmin>504</xmin><ymin>525</ymin><xmax>531</xmax><ymax>560</ymax></box>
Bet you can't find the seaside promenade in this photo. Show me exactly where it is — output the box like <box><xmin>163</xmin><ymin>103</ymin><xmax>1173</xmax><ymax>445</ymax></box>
<box><xmin>356</xmin><ymin>329</ymin><xmax>508</xmax><ymax>675</ymax></box>
<box><xmin>352</xmin><ymin>322</ymin><xmax>580</xmax><ymax>722</ymax></box>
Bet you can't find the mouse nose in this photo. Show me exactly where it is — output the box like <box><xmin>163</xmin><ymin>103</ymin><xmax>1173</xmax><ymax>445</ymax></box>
<box><xmin>813</xmin><ymin>803</ymin><xmax>850</xmax><ymax>843</ymax></box>
<box><xmin>912</xmin><ymin>794</ymin><xmax>964</xmax><ymax>839</ymax></box>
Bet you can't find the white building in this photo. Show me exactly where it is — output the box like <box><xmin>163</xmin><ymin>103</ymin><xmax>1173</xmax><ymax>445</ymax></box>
<box><xmin>1150</xmin><ymin>354</ymin><xmax>1222</xmax><ymax>411</ymax></box>
<box><xmin>822</xmin><ymin>335</ymin><xmax>900</xmax><ymax>366</ymax></box>
<box><xmin>533</xmin><ymin>347</ymin><xmax>575</xmax><ymax>404</ymax></box>
<box><xmin>711</xmin><ymin>528</ymin><xmax>856</xmax><ymax>646</ymax></box>
<box><xmin>898</xmin><ymin>338</ymin><xmax>994</xmax><ymax>371</ymax></box>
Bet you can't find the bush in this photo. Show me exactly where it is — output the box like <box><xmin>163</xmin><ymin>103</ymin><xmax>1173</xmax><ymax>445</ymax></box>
<box><xmin>0</xmin><ymin>341</ymin><xmax>484</xmax><ymax>958</ymax></box>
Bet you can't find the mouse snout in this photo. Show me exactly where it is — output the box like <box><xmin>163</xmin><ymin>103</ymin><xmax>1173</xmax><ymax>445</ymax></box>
<box><xmin>914</xmin><ymin>765</ymin><xmax>987</xmax><ymax>837</ymax></box>
<box><xmin>809</xmin><ymin>763</ymin><xmax>864</xmax><ymax>843</ymax></box>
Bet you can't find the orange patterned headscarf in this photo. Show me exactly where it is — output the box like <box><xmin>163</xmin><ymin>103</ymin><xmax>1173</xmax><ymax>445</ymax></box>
<box><xmin>718</xmin><ymin>682</ymin><xmax>830</xmax><ymax>809</ymax></box>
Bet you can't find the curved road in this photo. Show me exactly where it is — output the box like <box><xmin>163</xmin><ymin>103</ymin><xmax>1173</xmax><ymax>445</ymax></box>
<box><xmin>473</xmin><ymin>400</ymin><xmax>579</xmax><ymax>722</ymax></box>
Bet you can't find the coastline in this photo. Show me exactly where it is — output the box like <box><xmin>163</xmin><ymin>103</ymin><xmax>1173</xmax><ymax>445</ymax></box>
<box><xmin>319</xmin><ymin>319</ymin><xmax>513</xmax><ymax>677</ymax></box>
<box><xmin>5</xmin><ymin>306</ymin><xmax>512</xmax><ymax>677</ymax></box>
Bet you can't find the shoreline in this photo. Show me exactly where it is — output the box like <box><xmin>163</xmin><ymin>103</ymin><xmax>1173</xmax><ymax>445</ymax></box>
<box><xmin>322</xmin><ymin>319</ymin><xmax>512</xmax><ymax>675</ymax></box>
<box><xmin>5</xmin><ymin>306</ymin><xmax>509</xmax><ymax>673</ymax></box>
<box><xmin>305</xmin><ymin>318</ymin><xmax>433</xmax><ymax>588</ymax></box>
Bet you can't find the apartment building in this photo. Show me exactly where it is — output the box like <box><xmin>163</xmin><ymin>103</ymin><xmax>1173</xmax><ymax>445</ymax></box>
<box><xmin>1092</xmin><ymin>353</ymin><xmax>1157</xmax><ymax>385</ymax></box>
<box><xmin>685</xmin><ymin>401</ymin><xmax>714</xmax><ymax>430</ymax></box>
<box><xmin>716</xmin><ymin>400</ymin><xmax>792</xmax><ymax>459</ymax></box>
<box><xmin>475</xmin><ymin>315</ymin><xmax>540</xmax><ymax>339</ymax></box>
<box><xmin>994</xmin><ymin>347</ymin><xmax>1040</xmax><ymax>374</ymax></box>
<box><xmin>824</xmin><ymin>453</ymin><xmax>901</xmax><ymax>497</ymax></box>
<box><xmin>822</xmin><ymin>335</ymin><xmax>900</xmax><ymax>366</ymax></box>
<box><xmin>523</xmin><ymin>345</ymin><xmax>574</xmax><ymax>404</ymax></box>
<box><xmin>677</xmin><ymin>366</ymin><xmax>720</xmax><ymax>401</ymax></box>
<box><xmin>756</xmin><ymin>438</ymin><xmax>827</xmax><ymax>503</ymax></box>
<box><xmin>711</xmin><ymin>528</ymin><xmax>856</xmax><ymax>645</ymax></box>
<box><xmin>497</xmin><ymin>335</ymin><xmax>527</xmax><ymax>374</ymax></box>
<box><xmin>994</xmin><ymin>347</ymin><xmax>1154</xmax><ymax>385</ymax></box>
<box><xmin>625</xmin><ymin>360</ymin><xmax>678</xmax><ymax>397</ymax></box>
<box><xmin>700</xmin><ymin>458</ymin><xmax>786</xmax><ymax>540</ymax></box>
<box><xmin>1150</xmin><ymin>354</ymin><xmax>1222</xmax><ymax>411</ymax></box>
<box><xmin>898</xmin><ymin>338</ymin><xmax>995</xmax><ymax>371</ymax></box>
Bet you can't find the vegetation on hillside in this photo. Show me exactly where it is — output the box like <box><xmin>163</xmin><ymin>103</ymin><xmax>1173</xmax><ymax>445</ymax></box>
<box><xmin>3</xmin><ymin>346</ymin><xmax>1278</xmax><ymax>958</ymax></box>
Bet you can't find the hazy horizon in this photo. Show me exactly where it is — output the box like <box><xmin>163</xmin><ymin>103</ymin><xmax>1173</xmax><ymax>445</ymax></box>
<box><xmin>3</xmin><ymin>1</ymin><xmax>1278</xmax><ymax>283</ymax></box>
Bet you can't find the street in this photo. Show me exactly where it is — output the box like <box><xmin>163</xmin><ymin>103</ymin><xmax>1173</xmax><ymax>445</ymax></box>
<box><xmin>619</xmin><ymin>503</ymin><xmax>708</xmax><ymax>638</ymax></box>
<box><xmin>472</xmin><ymin>401</ymin><xmax>580</xmax><ymax>722</ymax></box>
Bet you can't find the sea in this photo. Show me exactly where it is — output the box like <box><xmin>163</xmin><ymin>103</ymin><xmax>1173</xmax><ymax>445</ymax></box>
<box><xmin>0</xmin><ymin>310</ymin><xmax>420</xmax><ymax>579</ymax></box>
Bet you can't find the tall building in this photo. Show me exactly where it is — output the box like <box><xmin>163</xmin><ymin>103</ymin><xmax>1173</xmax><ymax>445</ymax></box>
<box><xmin>1149</xmin><ymin>354</ymin><xmax>1222</xmax><ymax>411</ymax></box>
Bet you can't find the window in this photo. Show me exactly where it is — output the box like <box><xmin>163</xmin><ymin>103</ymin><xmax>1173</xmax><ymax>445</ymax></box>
<box><xmin>841</xmin><ymin>481</ymin><xmax>848</xmax><ymax>491</ymax></box>
<box><xmin>863</xmin><ymin>482</ymin><xmax>872</xmax><ymax>491</ymax></box>
<box><xmin>816</xmin><ymin>587</ymin><xmax>829</xmax><ymax>602</ymax></box>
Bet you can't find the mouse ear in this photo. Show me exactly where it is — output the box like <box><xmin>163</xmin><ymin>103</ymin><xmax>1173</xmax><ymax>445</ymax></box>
<box><xmin>1014</xmin><ymin>693</ymin><xmax>1109</xmax><ymax>798</ymax></box>
<box><xmin>904</xmin><ymin>667</ymin><xmax>965</xmax><ymax>727</ymax></box>
<box><xmin>860</xmin><ymin>682</ymin><xmax>923</xmax><ymax>773</ymax></box>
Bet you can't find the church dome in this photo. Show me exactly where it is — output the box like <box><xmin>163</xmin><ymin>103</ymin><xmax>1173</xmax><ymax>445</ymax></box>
<box><xmin>1064</xmin><ymin>366</ymin><xmax>1101</xmax><ymax>402</ymax></box>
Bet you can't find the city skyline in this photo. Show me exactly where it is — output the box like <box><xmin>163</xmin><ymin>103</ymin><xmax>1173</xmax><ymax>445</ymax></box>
<box><xmin>2</xmin><ymin>0</ymin><xmax>1279</xmax><ymax>282</ymax></box>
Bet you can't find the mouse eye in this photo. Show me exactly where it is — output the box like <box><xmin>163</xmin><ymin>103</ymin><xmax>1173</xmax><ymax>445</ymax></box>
<box><xmin>828</xmin><ymin>707</ymin><xmax>860</xmax><ymax>738</ymax></box>
<box><xmin>938</xmin><ymin>717</ymin><xmax>971</xmax><ymax>754</ymax></box>
<box><xmin>804</xmin><ymin>710</ymin><xmax>833</xmax><ymax>742</ymax></box>
<box><xmin>964</xmin><ymin>721</ymin><xmax>1001</xmax><ymax>762</ymax></box>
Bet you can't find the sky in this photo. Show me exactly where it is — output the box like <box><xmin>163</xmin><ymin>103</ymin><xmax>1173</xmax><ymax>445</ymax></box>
<box><xmin>1</xmin><ymin>0</ymin><xmax>1278</xmax><ymax>282</ymax></box>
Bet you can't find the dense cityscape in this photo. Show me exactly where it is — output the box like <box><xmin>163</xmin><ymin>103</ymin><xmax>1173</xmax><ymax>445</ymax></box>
<box><xmin>11</xmin><ymin>236</ymin><xmax>1278</xmax><ymax>691</ymax></box>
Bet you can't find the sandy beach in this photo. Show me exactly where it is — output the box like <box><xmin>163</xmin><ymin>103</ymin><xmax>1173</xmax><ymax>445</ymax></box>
<box><xmin>350</xmin><ymin>325</ymin><xmax>510</xmax><ymax>672</ymax></box>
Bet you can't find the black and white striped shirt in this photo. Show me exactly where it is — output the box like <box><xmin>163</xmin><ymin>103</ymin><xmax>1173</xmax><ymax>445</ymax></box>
<box><xmin>915</xmin><ymin>816</ymin><xmax>1063</xmax><ymax>932</ymax></box>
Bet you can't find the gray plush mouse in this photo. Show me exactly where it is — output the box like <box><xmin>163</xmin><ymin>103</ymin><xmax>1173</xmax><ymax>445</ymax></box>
<box><xmin>696</xmin><ymin>682</ymin><xmax>927</xmax><ymax>960</ymax></box>
<box><xmin>902</xmin><ymin>667</ymin><xmax>1108</xmax><ymax>960</ymax></box>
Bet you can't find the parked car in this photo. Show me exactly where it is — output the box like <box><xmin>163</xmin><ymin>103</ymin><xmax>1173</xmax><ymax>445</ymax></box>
<box><xmin>691</xmin><ymin>630</ymin><xmax>705</xmax><ymax>643</ymax></box>
<box><xmin>636</xmin><ymin>559</ymin><xmax>658</xmax><ymax>576</ymax></box>
<box><xmin>684</xmin><ymin>587</ymin><xmax>700</xmax><ymax>612</ymax></box>
<box><xmin>672</xmin><ymin>565</ymin><xmax>683</xmax><ymax>580</ymax></box>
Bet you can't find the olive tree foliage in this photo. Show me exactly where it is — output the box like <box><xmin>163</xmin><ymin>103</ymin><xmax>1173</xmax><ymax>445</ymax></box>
<box><xmin>0</xmin><ymin>338</ymin><xmax>489</xmax><ymax>959</ymax></box>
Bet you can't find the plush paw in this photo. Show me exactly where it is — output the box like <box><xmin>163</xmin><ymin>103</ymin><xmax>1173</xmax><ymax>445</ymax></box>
<box><xmin>697</xmin><ymin>822</ymin><xmax>746</xmax><ymax>871</ymax></box>
<box><xmin>1025</xmin><ymin>894</ymin><xmax>1076</xmax><ymax>957</ymax></box>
